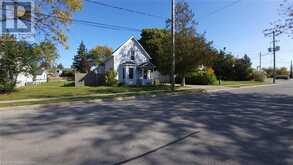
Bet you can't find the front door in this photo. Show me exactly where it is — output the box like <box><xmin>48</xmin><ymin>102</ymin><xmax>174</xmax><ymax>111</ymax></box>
<box><xmin>126</xmin><ymin>67</ymin><xmax>136</xmax><ymax>85</ymax></box>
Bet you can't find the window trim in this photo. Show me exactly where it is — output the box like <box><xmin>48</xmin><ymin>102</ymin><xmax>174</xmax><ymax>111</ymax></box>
<box><xmin>143</xmin><ymin>70</ymin><xmax>148</xmax><ymax>80</ymax></box>
<box><xmin>122</xmin><ymin>68</ymin><xmax>125</xmax><ymax>79</ymax></box>
<box><xmin>129</xmin><ymin>68</ymin><xmax>134</xmax><ymax>80</ymax></box>
<box><xmin>131</xmin><ymin>49</ymin><xmax>135</xmax><ymax>61</ymax></box>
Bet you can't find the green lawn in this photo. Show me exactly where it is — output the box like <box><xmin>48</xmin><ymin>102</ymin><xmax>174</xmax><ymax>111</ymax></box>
<box><xmin>0</xmin><ymin>80</ymin><xmax>268</xmax><ymax>108</ymax></box>
<box><xmin>0</xmin><ymin>81</ymin><xmax>207</xmax><ymax>108</ymax></box>
<box><xmin>0</xmin><ymin>81</ymin><xmax>170</xmax><ymax>101</ymax></box>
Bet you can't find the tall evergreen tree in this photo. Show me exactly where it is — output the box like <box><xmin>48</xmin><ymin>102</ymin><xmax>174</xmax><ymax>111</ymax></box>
<box><xmin>72</xmin><ymin>41</ymin><xmax>90</xmax><ymax>73</ymax></box>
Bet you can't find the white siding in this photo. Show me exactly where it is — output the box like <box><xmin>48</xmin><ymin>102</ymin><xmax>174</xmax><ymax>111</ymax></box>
<box><xmin>35</xmin><ymin>72</ymin><xmax>47</xmax><ymax>83</ymax></box>
<box><xmin>16</xmin><ymin>73</ymin><xmax>33</xmax><ymax>88</ymax></box>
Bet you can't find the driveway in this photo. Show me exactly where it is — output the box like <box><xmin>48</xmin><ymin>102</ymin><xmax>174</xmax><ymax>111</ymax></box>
<box><xmin>1</xmin><ymin>80</ymin><xmax>293</xmax><ymax>165</ymax></box>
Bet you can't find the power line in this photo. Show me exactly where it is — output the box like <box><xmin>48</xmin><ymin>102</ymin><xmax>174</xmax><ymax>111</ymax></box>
<box><xmin>85</xmin><ymin>0</ymin><xmax>167</xmax><ymax>20</ymax></box>
<box><xmin>69</xmin><ymin>18</ymin><xmax>141</xmax><ymax>32</ymax></box>
<box><xmin>36</xmin><ymin>11</ymin><xmax>142</xmax><ymax>32</ymax></box>
<box><xmin>202</xmin><ymin>0</ymin><xmax>242</xmax><ymax>18</ymax></box>
<box><xmin>0</xmin><ymin>7</ymin><xmax>141</xmax><ymax>32</ymax></box>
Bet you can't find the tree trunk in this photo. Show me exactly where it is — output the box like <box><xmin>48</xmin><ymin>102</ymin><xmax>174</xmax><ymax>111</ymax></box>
<box><xmin>181</xmin><ymin>75</ymin><xmax>186</xmax><ymax>86</ymax></box>
<box><xmin>218</xmin><ymin>76</ymin><xmax>221</xmax><ymax>85</ymax></box>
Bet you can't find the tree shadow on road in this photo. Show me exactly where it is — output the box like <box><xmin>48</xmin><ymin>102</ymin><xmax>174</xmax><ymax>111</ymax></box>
<box><xmin>0</xmin><ymin>92</ymin><xmax>292</xmax><ymax>165</ymax></box>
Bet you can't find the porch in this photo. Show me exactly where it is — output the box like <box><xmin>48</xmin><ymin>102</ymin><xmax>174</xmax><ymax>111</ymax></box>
<box><xmin>121</xmin><ymin>61</ymin><xmax>155</xmax><ymax>86</ymax></box>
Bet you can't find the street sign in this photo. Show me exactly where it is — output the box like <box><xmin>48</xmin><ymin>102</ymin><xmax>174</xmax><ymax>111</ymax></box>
<box><xmin>268</xmin><ymin>46</ymin><xmax>280</xmax><ymax>52</ymax></box>
<box><xmin>275</xmin><ymin>46</ymin><xmax>280</xmax><ymax>51</ymax></box>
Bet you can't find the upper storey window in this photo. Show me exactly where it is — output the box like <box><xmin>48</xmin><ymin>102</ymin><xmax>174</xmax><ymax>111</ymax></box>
<box><xmin>131</xmin><ymin>49</ymin><xmax>135</xmax><ymax>61</ymax></box>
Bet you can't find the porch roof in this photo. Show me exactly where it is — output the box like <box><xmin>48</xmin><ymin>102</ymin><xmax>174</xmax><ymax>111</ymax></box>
<box><xmin>138</xmin><ymin>62</ymin><xmax>155</xmax><ymax>70</ymax></box>
<box><xmin>122</xmin><ymin>61</ymin><xmax>136</xmax><ymax>66</ymax></box>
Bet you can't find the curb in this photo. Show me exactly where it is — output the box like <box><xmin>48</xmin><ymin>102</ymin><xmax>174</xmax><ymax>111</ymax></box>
<box><xmin>0</xmin><ymin>90</ymin><xmax>168</xmax><ymax>104</ymax></box>
<box><xmin>207</xmin><ymin>83</ymin><xmax>279</xmax><ymax>93</ymax></box>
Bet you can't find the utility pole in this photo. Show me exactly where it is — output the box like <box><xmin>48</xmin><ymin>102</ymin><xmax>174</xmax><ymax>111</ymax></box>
<box><xmin>265</xmin><ymin>26</ymin><xmax>281</xmax><ymax>83</ymax></box>
<box><xmin>259</xmin><ymin>52</ymin><xmax>262</xmax><ymax>71</ymax></box>
<box><xmin>266</xmin><ymin>30</ymin><xmax>280</xmax><ymax>83</ymax></box>
<box><xmin>272</xmin><ymin>31</ymin><xmax>276</xmax><ymax>84</ymax></box>
<box><xmin>171</xmin><ymin>0</ymin><xmax>176</xmax><ymax>91</ymax></box>
<box><xmin>290</xmin><ymin>60</ymin><xmax>293</xmax><ymax>79</ymax></box>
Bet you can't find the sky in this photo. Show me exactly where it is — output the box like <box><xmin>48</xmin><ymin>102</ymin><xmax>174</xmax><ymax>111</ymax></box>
<box><xmin>57</xmin><ymin>0</ymin><xmax>293</xmax><ymax>69</ymax></box>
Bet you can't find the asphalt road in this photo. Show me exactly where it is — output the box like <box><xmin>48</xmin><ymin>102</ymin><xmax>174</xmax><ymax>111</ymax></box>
<box><xmin>1</xmin><ymin>80</ymin><xmax>293</xmax><ymax>165</ymax></box>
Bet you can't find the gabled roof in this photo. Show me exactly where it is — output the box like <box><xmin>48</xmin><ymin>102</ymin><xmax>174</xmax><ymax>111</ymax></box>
<box><xmin>138</xmin><ymin>62</ymin><xmax>156</xmax><ymax>70</ymax></box>
<box><xmin>101</xmin><ymin>36</ymin><xmax>152</xmax><ymax>65</ymax></box>
<box><xmin>138</xmin><ymin>62</ymin><xmax>155</xmax><ymax>67</ymax></box>
<box><xmin>112</xmin><ymin>36</ymin><xmax>152</xmax><ymax>59</ymax></box>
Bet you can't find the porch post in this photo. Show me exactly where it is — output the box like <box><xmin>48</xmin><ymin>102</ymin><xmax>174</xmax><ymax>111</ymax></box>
<box><xmin>147</xmin><ymin>70</ymin><xmax>151</xmax><ymax>80</ymax></box>
<box><xmin>141</xmin><ymin>68</ymin><xmax>144</xmax><ymax>79</ymax></box>
<box><xmin>141</xmin><ymin>68</ymin><xmax>144</xmax><ymax>85</ymax></box>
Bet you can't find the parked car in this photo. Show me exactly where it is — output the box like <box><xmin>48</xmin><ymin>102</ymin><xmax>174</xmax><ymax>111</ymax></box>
<box><xmin>276</xmin><ymin>75</ymin><xmax>289</xmax><ymax>80</ymax></box>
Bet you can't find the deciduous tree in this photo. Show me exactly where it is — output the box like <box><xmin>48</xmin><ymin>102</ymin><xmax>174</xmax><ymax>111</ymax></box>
<box><xmin>0</xmin><ymin>35</ymin><xmax>39</xmax><ymax>92</ymax></box>
<box><xmin>34</xmin><ymin>0</ymin><xmax>84</xmax><ymax>46</ymax></box>
<box><xmin>277</xmin><ymin>67</ymin><xmax>289</xmax><ymax>75</ymax></box>
<box><xmin>166</xmin><ymin>0</ymin><xmax>214</xmax><ymax>86</ymax></box>
<box><xmin>139</xmin><ymin>29</ymin><xmax>170</xmax><ymax>74</ymax></box>
<box><xmin>88</xmin><ymin>46</ymin><xmax>112</xmax><ymax>66</ymax></box>
<box><xmin>234</xmin><ymin>55</ymin><xmax>253</xmax><ymax>81</ymax></box>
<box><xmin>34</xmin><ymin>41</ymin><xmax>59</xmax><ymax>70</ymax></box>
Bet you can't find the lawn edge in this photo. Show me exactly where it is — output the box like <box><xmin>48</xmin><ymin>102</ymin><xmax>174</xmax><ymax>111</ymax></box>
<box><xmin>0</xmin><ymin>89</ymin><xmax>205</xmax><ymax>110</ymax></box>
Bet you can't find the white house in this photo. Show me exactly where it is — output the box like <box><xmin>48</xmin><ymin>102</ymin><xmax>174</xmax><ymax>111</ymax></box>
<box><xmin>100</xmin><ymin>36</ymin><xmax>156</xmax><ymax>86</ymax></box>
<box><xmin>16</xmin><ymin>69</ymin><xmax>48</xmax><ymax>87</ymax></box>
<box><xmin>16</xmin><ymin>72</ymin><xmax>34</xmax><ymax>88</ymax></box>
<box><xmin>34</xmin><ymin>70</ymin><xmax>48</xmax><ymax>84</ymax></box>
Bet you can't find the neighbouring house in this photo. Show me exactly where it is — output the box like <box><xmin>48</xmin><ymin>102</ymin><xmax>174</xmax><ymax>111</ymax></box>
<box><xmin>16</xmin><ymin>72</ymin><xmax>34</xmax><ymax>88</ymax></box>
<box><xmin>48</xmin><ymin>69</ymin><xmax>64</xmax><ymax>81</ymax></box>
<box><xmin>78</xmin><ymin>36</ymin><xmax>161</xmax><ymax>86</ymax></box>
<box><xmin>34</xmin><ymin>69</ymin><xmax>48</xmax><ymax>84</ymax></box>
<box><xmin>56</xmin><ymin>69</ymin><xmax>63</xmax><ymax>77</ymax></box>
<box><xmin>16</xmin><ymin>69</ymin><xmax>48</xmax><ymax>87</ymax></box>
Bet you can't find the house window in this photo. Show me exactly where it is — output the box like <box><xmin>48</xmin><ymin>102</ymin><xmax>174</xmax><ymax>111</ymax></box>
<box><xmin>123</xmin><ymin>68</ymin><xmax>125</xmax><ymax>79</ymax></box>
<box><xmin>129</xmin><ymin>68</ymin><xmax>134</xmax><ymax>79</ymax></box>
<box><xmin>131</xmin><ymin>49</ymin><xmax>135</xmax><ymax>60</ymax></box>
<box><xmin>143</xmin><ymin>70</ymin><xmax>148</xmax><ymax>79</ymax></box>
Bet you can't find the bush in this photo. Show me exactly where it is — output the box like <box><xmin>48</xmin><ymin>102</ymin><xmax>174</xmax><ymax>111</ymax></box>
<box><xmin>276</xmin><ymin>75</ymin><xmax>289</xmax><ymax>80</ymax></box>
<box><xmin>253</xmin><ymin>71</ymin><xmax>266</xmax><ymax>82</ymax></box>
<box><xmin>186</xmin><ymin>68</ymin><xmax>217</xmax><ymax>85</ymax></box>
<box><xmin>154</xmin><ymin>80</ymin><xmax>160</xmax><ymax>86</ymax></box>
<box><xmin>0</xmin><ymin>82</ymin><xmax>16</xmax><ymax>93</ymax></box>
<box><xmin>60</xmin><ymin>69</ymin><xmax>74</xmax><ymax>77</ymax></box>
<box><xmin>105</xmin><ymin>69</ymin><xmax>118</xmax><ymax>86</ymax></box>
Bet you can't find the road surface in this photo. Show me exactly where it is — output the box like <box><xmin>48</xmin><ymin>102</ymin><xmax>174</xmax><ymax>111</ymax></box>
<box><xmin>1</xmin><ymin>80</ymin><xmax>292</xmax><ymax>165</ymax></box>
